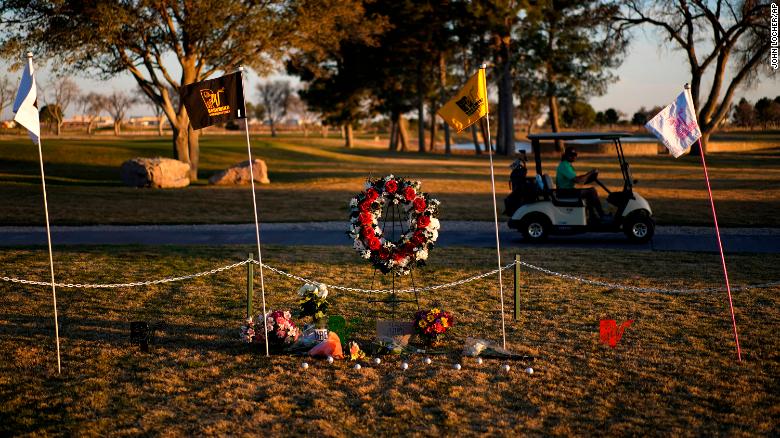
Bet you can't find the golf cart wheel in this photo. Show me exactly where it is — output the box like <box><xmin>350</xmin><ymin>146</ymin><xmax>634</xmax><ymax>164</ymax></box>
<box><xmin>520</xmin><ymin>214</ymin><xmax>551</xmax><ymax>243</ymax></box>
<box><xmin>624</xmin><ymin>211</ymin><xmax>655</xmax><ymax>243</ymax></box>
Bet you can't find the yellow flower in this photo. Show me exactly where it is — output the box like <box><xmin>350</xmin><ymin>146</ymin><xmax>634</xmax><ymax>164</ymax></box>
<box><xmin>440</xmin><ymin>317</ymin><xmax>448</xmax><ymax>327</ymax></box>
<box><xmin>418</xmin><ymin>320</ymin><xmax>426</xmax><ymax>328</ymax></box>
<box><xmin>427</xmin><ymin>314</ymin><xmax>434</xmax><ymax>322</ymax></box>
<box><xmin>431</xmin><ymin>308</ymin><xmax>440</xmax><ymax>314</ymax></box>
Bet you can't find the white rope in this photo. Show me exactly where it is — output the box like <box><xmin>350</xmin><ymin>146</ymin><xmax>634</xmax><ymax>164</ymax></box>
<box><xmin>2</xmin><ymin>258</ymin><xmax>779</xmax><ymax>295</ymax></box>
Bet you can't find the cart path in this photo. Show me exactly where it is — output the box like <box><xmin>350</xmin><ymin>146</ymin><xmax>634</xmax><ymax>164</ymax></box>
<box><xmin>1</xmin><ymin>222</ymin><xmax>778</xmax><ymax>253</ymax></box>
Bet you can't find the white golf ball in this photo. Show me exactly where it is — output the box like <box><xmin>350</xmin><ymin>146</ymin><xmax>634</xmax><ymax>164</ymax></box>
<box><xmin>453</xmin><ymin>363</ymin><xmax>461</xmax><ymax>370</ymax></box>
<box><xmin>401</xmin><ymin>362</ymin><xmax>409</xmax><ymax>370</ymax></box>
<box><xmin>476</xmin><ymin>357</ymin><xmax>483</xmax><ymax>365</ymax></box>
<box><xmin>301</xmin><ymin>362</ymin><xmax>309</xmax><ymax>370</ymax></box>
<box><xmin>502</xmin><ymin>364</ymin><xmax>511</xmax><ymax>372</ymax></box>
<box><xmin>424</xmin><ymin>357</ymin><xmax>432</xmax><ymax>365</ymax></box>
<box><xmin>373</xmin><ymin>358</ymin><xmax>381</xmax><ymax>365</ymax></box>
<box><xmin>327</xmin><ymin>356</ymin><xmax>334</xmax><ymax>364</ymax></box>
<box><xmin>354</xmin><ymin>363</ymin><xmax>362</xmax><ymax>370</ymax></box>
<box><xmin>525</xmin><ymin>367</ymin><xmax>534</xmax><ymax>375</ymax></box>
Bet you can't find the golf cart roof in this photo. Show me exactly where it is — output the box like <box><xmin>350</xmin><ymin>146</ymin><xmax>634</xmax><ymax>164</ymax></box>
<box><xmin>527</xmin><ymin>132</ymin><xmax>633</xmax><ymax>141</ymax></box>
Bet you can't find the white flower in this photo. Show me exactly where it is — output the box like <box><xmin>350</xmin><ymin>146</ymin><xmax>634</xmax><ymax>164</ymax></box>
<box><xmin>283</xmin><ymin>311</ymin><xmax>291</xmax><ymax>320</ymax></box>
<box><xmin>364</xmin><ymin>181</ymin><xmax>372</xmax><ymax>189</ymax></box>
<box><xmin>417</xmin><ymin>248</ymin><xmax>429</xmax><ymax>260</ymax></box>
<box><xmin>360</xmin><ymin>250</ymin><xmax>371</xmax><ymax>259</ymax></box>
<box><xmin>315</xmin><ymin>283</ymin><xmax>329</xmax><ymax>299</ymax></box>
<box><xmin>430</xmin><ymin>229</ymin><xmax>439</xmax><ymax>242</ymax></box>
<box><xmin>297</xmin><ymin>283</ymin><xmax>317</xmax><ymax>296</ymax></box>
<box><xmin>349</xmin><ymin>198</ymin><xmax>358</xmax><ymax>207</ymax></box>
<box><xmin>428</xmin><ymin>217</ymin><xmax>440</xmax><ymax>230</ymax></box>
<box><xmin>385</xmin><ymin>174</ymin><xmax>394</xmax><ymax>181</ymax></box>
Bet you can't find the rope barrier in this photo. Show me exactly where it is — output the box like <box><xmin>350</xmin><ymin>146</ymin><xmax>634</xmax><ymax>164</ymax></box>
<box><xmin>1</xmin><ymin>258</ymin><xmax>779</xmax><ymax>294</ymax></box>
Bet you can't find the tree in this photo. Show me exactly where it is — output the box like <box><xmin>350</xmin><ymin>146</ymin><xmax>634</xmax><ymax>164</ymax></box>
<box><xmin>257</xmin><ymin>80</ymin><xmax>292</xmax><ymax>137</ymax></box>
<box><xmin>731</xmin><ymin>97</ymin><xmax>756</xmax><ymax>128</ymax></box>
<box><xmin>2</xmin><ymin>0</ymin><xmax>369</xmax><ymax>180</ymax></box>
<box><xmin>287</xmin><ymin>93</ymin><xmax>319</xmax><ymax>137</ymax></box>
<box><xmin>631</xmin><ymin>108</ymin><xmax>648</xmax><ymax>126</ymax></box>
<box><xmin>105</xmin><ymin>91</ymin><xmax>137</xmax><ymax>136</ymax></box>
<box><xmin>755</xmin><ymin>96</ymin><xmax>780</xmax><ymax>129</ymax></box>
<box><xmin>139</xmin><ymin>86</ymin><xmax>172</xmax><ymax>136</ymax></box>
<box><xmin>0</xmin><ymin>75</ymin><xmax>15</xmax><ymax>118</ymax></box>
<box><xmin>562</xmin><ymin>100</ymin><xmax>596</xmax><ymax>128</ymax></box>
<box><xmin>46</xmin><ymin>77</ymin><xmax>79</xmax><ymax>135</ymax></box>
<box><xmin>619</xmin><ymin>0</ymin><xmax>775</xmax><ymax>154</ymax></box>
<box><xmin>517</xmin><ymin>0</ymin><xmax>627</xmax><ymax>151</ymax></box>
<box><xmin>516</xmin><ymin>94</ymin><xmax>545</xmax><ymax>135</ymax></box>
<box><xmin>79</xmin><ymin>92</ymin><xmax>106</xmax><ymax>135</ymax></box>
<box><xmin>39</xmin><ymin>104</ymin><xmax>61</xmax><ymax>133</ymax></box>
<box><xmin>604</xmin><ymin>108</ymin><xmax>619</xmax><ymax>127</ymax></box>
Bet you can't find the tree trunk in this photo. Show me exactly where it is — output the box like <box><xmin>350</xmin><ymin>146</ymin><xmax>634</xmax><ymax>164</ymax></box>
<box><xmin>388</xmin><ymin>112</ymin><xmax>398</xmax><ymax>151</ymax></box>
<box><xmin>322</xmin><ymin>125</ymin><xmax>329</xmax><ymax>138</ymax></box>
<box><xmin>417</xmin><ymin>94</ymin><xmax>425</xmax><ymax>153</ymax></box>
<box><xmin>87</xmin><ymin>120</ymin><xmax>95</xmax><ymax>135</ymax></box>
<box><xmin>471</xmin><ymin>125</ymin><xmax>481</xmax><ymax>155</ymax></box>
<box><xmin>444</xmin><ymin>124</ymin><xmax>451</xmax><ymax>154</ymax></box>
<box><xmin>114</xmin><ymin>121</ymin><xmax>121</xmax><ymax>136</ymax></box>
<box><xmin>344</xmin><ymin>123</ymin><xmax>353</xmax><ymax>148</ymax></box>
<box><xmin>303</xmin><ymin>124</ymin><xmax>309</xmax><ymax>137</ymax></box>
<box><xmin>56</xmin><ymin>120</ymin><xmax>62</xmax><ymax>136</ymax></box>
<box><xmin>429</xmin><ymin>101</ymin><xmax>438</xmax><ymax>152</ymax></box>
<box><xmin>173</xmin><ymin>110</ymin><xmax>191</xmax><ymax>165</ymax></box>
<box><xmin>549</xmin><ymin>95</ymin><xmax>562</xmax><ymax>152</ymax></box>
<box><xmin>398</xmin><ymin>115</ymin><xmax>409</xmax><ymax>151</ymax></box>
<box><xmin>497</xmin><ymin>36</ymin><xmax>514</xmax><ymax>156</ymax></box>
<box><xmin>157</xmin><ymin>115</ymin><xmax>165</xmax><ymax>136</ymax></box>
<box><xmin>187</xmin><ymin>124</ymin><xmax>200</xmax><ymax>181</ymax></box>
<box><xmin>270</xmin><ymin>119</ymin><xmax>277</xmax><ymax>137</ymax></box>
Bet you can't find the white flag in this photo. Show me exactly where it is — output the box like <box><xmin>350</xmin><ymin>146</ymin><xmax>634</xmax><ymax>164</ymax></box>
<box><xmin>12</xmin><ymin>55</ymin><xmax>40</xmax><ymax>144</ymax></box>
<box><xmin>645</xmin><ymin>87</ymin><xmax>701</xmax><ymax>158</ymax></box>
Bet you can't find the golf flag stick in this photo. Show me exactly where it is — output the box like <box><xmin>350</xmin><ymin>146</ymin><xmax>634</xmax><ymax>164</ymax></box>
<box><xmin>38</xmin><ymin>131</ymin><xmax>61</xmax><ymax>373</ymax></box>
<box><xmin>480</xmin><ymin>64</ymin><xmax>508</xmax><ymax>349</ymax></box>
<box><xmin>697</xmin><ymin>139</ymin><xmax>741</xmax><ymax>361</ymax></box>
<box><xmin>238</xmin><ymin>66</ymin><xmax>270</xmax><ymax>357</ymax></box>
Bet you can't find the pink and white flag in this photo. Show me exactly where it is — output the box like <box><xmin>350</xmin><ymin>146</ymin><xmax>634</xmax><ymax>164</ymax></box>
<box><xmin>645</xmin><ymin>87</ymin><xmax>701</xmax><ymax>158</ymax></box>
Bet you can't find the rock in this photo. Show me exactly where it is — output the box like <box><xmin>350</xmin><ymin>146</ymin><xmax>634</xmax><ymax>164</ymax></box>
<box><xmin>208</xmin><ymin>159</ymin><xmax>270</xmax><ymax>185</ymax></box>
<box><xmin>120</xmin><ymin>157</ymin><xmax>191</xmax><ymax>188</ymax></box>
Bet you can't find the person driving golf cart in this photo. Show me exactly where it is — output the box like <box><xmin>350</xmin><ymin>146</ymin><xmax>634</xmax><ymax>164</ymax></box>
<box><xmin>555</xmin><ymin>146</ymin><xmax>607</xmax><ymax>219</ymax></box>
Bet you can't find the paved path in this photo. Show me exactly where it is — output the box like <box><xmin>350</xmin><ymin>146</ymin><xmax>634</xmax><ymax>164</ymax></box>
<box><xmin>1</xmin><ymin>222</ymin><xmax>778</xmax><ymax>253</ymax></box>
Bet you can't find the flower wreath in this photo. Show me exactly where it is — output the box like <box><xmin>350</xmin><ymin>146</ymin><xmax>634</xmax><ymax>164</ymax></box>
<box><xmin>348</xmin><ymin>175</ymin><xmax>440</xmax><ymax>275</ymax></box>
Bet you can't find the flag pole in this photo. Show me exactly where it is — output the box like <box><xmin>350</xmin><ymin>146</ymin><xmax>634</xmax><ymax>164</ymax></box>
<box><xmin>697</xmin><ymin>138</ymin><xmax>741</xmax><ymax>362</ymax></box>
<box><xmin>238</xmin><ymin>66</ymin><xmax>269</xmax><ymax>357</ymax></box>
<box><xmin>23</xmin><ymin>52</ymin><xmax>62</xmax><ymax>374</ymax></box>
<box><xmin>480</xmin><ymin>64</ymin><xmax>508</xmax><ymax>349</ymax></box>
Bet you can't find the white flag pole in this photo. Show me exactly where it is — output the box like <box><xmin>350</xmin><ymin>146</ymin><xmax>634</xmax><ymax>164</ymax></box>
<box><xmin>25</xmin><ymin>52</ymin><xmax>62</xmax><ymax>374</ymax></box>
<box><xmin>480</xmin><ymin>64</ymin><xmax>508</xmax><ymax>349</ymax></box>
<box><xmin>238</xmin><ymin>66</ymin><xmax>269</xmax><ymax>357</ymax></box>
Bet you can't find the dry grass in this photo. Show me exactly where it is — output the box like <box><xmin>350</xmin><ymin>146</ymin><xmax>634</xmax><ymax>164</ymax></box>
<box><xmin>0</xmin><ymin>135</ymin><xmax>779</xmax><ymax>226</ymax></box>
<box><xmin>1</xmin><ymin>245</ymin><xmax>778</xmax><ymax>435</ymax></box>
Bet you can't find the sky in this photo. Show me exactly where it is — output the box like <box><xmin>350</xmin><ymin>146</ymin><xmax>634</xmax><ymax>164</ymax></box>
<box><xmin>1</xmin><ymin>29</ymin><xmax>777</xmax><ymax>120</ymax></box>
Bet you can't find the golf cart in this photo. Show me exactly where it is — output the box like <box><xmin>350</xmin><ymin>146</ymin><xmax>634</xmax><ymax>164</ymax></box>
<box><xmin>507</xmin><ymin>132</ymin><xmax>654</xmax><ymax>243</ymax></box>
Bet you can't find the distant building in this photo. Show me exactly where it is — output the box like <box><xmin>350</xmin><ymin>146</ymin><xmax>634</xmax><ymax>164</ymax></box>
<box><xmin>128</xmin><ymin>116</ymin><xmax>165</xmax><ymax>127</ymax></box>
<box><xmin>63</xmin><ymin>115</ymin><xmax>114</xmax><ymax>127</ymax></box>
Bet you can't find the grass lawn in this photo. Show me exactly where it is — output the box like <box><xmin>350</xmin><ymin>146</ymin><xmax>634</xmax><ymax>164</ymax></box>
<box><xmin>0</xmin><ymin>134</ymin><xmax>779</xmax><ymax>227</ymax></box>
<box><xmin>1</xmin><ymin>245</ymin><xmax>778</xmax><ymax>435</ymax></box>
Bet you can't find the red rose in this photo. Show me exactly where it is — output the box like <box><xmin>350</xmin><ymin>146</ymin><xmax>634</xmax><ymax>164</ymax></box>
<box><xmin>384</xmin><ymin>179</ymin><xmax>398</xmax><ymax>193</ymax></box>
<box><xmin>393</xmin><ymin>251</ymin><xmax>406</xmax><ymax>262</ymax></box>
<box><xmin>403</xmin><ymin>186</ymin><xmax>416</xmax><ymax>201</ymax></box>
<box><xmin>378</xmin><ymin>247</ymin><xmax>390</xmax><ymax>260</ymax></box>
<box><xmin>361</xmin><ymin>225</ymin><xmax>374</xmax><ymax>238</ymax></box>
<box><xmin>417</xmin><ymin>215</ymin><xmax>431</xmax><ymax>228</ymax></box>
<box><xmin>365</xmin><ymin>188</ymin><xmax>379</xmax><ymax>202</ymax></box>
<box><xmin>367</xmin><ymin>236</ymin><xmax>381</xmax><ymax>251</ymax></box>
<box><xmin>411</xmin><ymin>233</ymin><xmax>425</xmax><ymax>247</ymax></box>
<box><xmin>413</xmin><ymin>197</ymin><xmax>426</xmax><ymax>213</ymax></box>
<box><xmin>359</xmin><ymin>200</ymin><xmax>372</xmax><ymax>212</ymax></box>
<box><xmin>358</xmin><ymin>211</ymin><xmax>373</xmax><ymax>225</ymax></box>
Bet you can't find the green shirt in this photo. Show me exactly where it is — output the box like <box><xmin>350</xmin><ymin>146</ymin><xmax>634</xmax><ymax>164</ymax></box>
<box><xmin>556</xmin><ymin>160</ymin><xmax>576</xmax><ymax>189</ymax></box>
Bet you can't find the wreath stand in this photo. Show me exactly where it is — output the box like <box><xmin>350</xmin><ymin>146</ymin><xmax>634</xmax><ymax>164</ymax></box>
<box><xmin>368</xmin><ymin>200</ymin><xmax>420</xmax><ymax>317</ymax></box>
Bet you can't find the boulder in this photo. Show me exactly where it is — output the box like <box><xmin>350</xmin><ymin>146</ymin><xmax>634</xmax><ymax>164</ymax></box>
<box><xmin>208</xmin><ymin>159</ymin><xmax>270</xmax><ymax>185</ymax></box>
<box><xmin>120</xmin><ymin>157</ymin><xmax>191</xmax><ymax>188</ymax></box>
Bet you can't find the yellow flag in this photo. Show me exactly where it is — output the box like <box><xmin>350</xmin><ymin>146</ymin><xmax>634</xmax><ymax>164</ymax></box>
<box><xmin>437</xmin><ymin>69</ymin><xmax>488</xmax><ymax>133</ymax></box>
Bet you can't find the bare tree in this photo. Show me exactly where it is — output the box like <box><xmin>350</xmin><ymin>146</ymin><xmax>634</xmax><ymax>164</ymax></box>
<box><xmin>619</xmin><ymin>0</ymin><xmax>774</xmax><ymax>154</ymax></box>
<box><xmin>257</xmin><ymin>80</ymin><xmax>292</xmax><ymax>137</ymax></box>
<box><xmin>48</xmin><ymin>77</ymin><xmax>80</xmax><ymax>135</ymax></box>
<box><xmin>79</xmin><ymin>92</ymin><xmax>106</xmax><ymax>135</ymax></box>
<box><xmin>105</xmin><ymin>91</ymin><xmax>137</xmax><ymax>136</ymax></box>
<box><xmin>287</xmin><ymin>93</ymin><xmax>319</xmax><ymax>137</ymax></box>
<box><xmin>0</xmin><ymin>75</ymin><xmax>16</xmax><ymax>119</ymax></box>
<box><xmin>139</xmin><ymin>86</ymin><xmax>174</xmax><ymax>136</ymax></box>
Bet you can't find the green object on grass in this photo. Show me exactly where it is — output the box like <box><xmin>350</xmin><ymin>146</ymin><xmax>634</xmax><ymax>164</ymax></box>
<box><xmin>328</xmin><ymin>315</ymin><xmax>360</xmax><ymax>341</ymax></box>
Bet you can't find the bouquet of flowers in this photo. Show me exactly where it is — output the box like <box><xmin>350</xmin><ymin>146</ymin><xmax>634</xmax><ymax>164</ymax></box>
<box><xmin>297</xmin><ymin>283</ymin><xmax>330</xmax><ymax>326</ymax></box>
<box><xmin>241</xmin><ymin>310</ymin><xmax>299</xmax><ymax>348</ymax></box>
<box><xmin>413</xmin><ymin>307</ymin><xmax>454</xmax><ymax>345</ymax></box>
